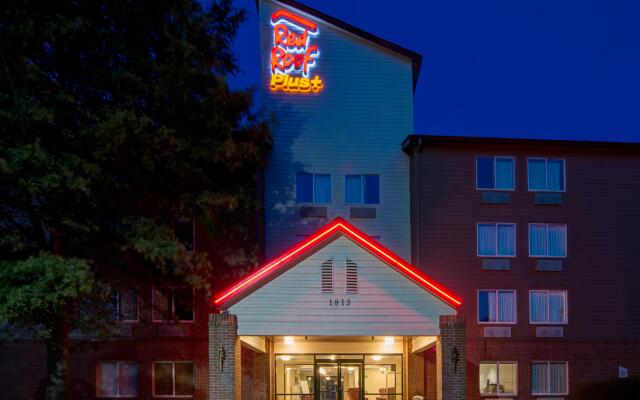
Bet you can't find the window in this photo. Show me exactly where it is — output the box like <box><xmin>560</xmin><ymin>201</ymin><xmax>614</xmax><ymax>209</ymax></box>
<box><xmin>175</xmin><ymin>218</ymin><xmax>195</xmax><ymax>251</ymax></box>
<box><xmin>529</xmin><ymin>223</ymin><xmax>567</xmax><ymax>257</ymax></box>
<box><xmin>153</xmin><ymin>288</ymin><xmax>194</xmax><ymax>322</ymax></box>
<box><xmin>111</xmin><ymin>289</ymin><xmax>139</xmax><ymax>322</ymax></box>
<box><xmin>296</xmin><ymin>173</ymin><xmax>331</xmax><ymax>204</ymax></box>
<box><xmin>478</xmin><ymin>290</ymin><xmax>516</xmax><ymax>324</ymax></box>
<box><xmin>364</xmin><ymin>354</ymin><xmax>402</xmax><ymax>398</ymax></box>
<box><xmin>97</xmin><ymin>362</ymin><xmax>138</xmax><ymax>398</ymax></box>
<box><xmin>528</xmin><ymin>158</ymin><xmax>565</xmax><ymax>192</ymax></box>
<box><xmin>479</xmin><ymin>362</ymin><xmax>517</xmax><ymax>396</ymax></box>
<box><xmin>530</xmin><ymin>290</ymin><xmax>567</xmax><ymax>324</ymax></box>
<box><xmin>345</xmin><ymin>174</ymin><xmax>380</xmax><ymax>204</ymax></box>
<box><xmin>477</xmin><ymin>223</ymin><xmax>516</xmax><ymax>257</ymax></box>
<box><xmin>477</xmin><ymin>156</ymin><xmax>515</xmax><ymax>190</ymax></box>
<box><xmin>275</xmin><ymin>354</ymin><xmax>315</xmax><ymax>398</ymax></box>
<box><xmin>153</xmin><ymin>362</ymin><xmax>194</xmax><ymax>397</ymax></box>
<box><xmin>532</xmin><ymin>362</ymin><xmax>568</xmax><ymax>395</ymax></box>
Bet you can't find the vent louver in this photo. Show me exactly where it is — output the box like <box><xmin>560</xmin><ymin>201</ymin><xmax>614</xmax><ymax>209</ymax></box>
<box><xmin>321</xmin><ymin>258</ymin><xmax>333</xmax><ymax>293</ymax></box>
<box><xmin>346</xmin><ymin>258</ymin><xmax>358</xmax><ymax>293</ymax></box>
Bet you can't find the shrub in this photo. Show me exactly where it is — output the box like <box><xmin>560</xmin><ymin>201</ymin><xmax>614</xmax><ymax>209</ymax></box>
<box><xmin>576</xmin><ymin>377</ymin><xmax>640</xmax><ymax>400</ymax></box>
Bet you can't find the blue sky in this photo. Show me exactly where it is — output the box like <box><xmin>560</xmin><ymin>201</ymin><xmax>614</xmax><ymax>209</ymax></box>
<box><xmin>229</xmin><ymin>0</ymin><xmax>640</xmax><ymax>142</ymax></box>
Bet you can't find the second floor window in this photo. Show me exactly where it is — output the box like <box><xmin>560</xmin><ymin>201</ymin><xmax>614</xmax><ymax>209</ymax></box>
<box><xmin>296</xmin><ymin>173</ymin><xmax>331</xmax><ymax>204</ymax></box>
<box><xmin>345</xmin><ymin>174</ymin><xmax>380</xmax><ymax>204</ymax></box>
<box><xmin>529</xmin><ymin>223</ymin><xmax>567</xmax><ymax>257</ymax></box>
<box><xmin>528</xmin><ymin>158</ymin><xmax>565</xmax><ymax>192</ymax></box>
<box><xmin>476</xmin><ymin>156</ymin><xmax>515</xmax><ymax>190</ymax></box>
<box><xmin>97</xmin><ymin>361</ymin><xmax>138</xmax><ymax>398</ymax></box>
<box><xmin>110</xmin><ymin>289</ymin><xmax>139</xmax><ymax>322</ymax></box>
<box><xmin>530</xmin><ymin>290</ymin><xmax>568</xmax><ymax>324</ymax></box>
<box><xmin>153</xmin><ymin>288</ymin><xmax>194</xmax><ymax>322</ymax></box>
<box><xmin>477</xmin><ymin>223</ymin><xmax>516</xmax><ymax>257</ymax></box>
<box><xmin>478</xmin><ymin>290</ymin><xmax>516</xmax><ymax>324</ymax></box>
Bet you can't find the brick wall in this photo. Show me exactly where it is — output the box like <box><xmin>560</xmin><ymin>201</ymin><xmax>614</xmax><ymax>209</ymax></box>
<box><xmin>407</xmin><ymin>339</ymin><xmax>426</xmax><ymax>398</ymax></box>
<box><xmin>424</xmin><ymin>347</ymin><xmax>437</xmax><ymax>400</ymax></box>
<box><xmin>241</xmin><ymin>341</ymin><xmax>270</xmax><ymax>400</ymax></box>
<box><xmin>0</xmin><ymin>338</ymin><xmax>209</xmax><ymax>400</ymax></box>
<box><xmin>467</xmin><ymin>338</ymin><xmax>640</xmax><ymax>400</ymax></box>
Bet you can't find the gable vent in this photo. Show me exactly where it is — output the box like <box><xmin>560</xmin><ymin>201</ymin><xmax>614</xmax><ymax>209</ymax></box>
<box><xmin>321</xmin><ymin>258</ymin><xmax>333</xmax><ymax>293</ymax></box>
<box><xmin>346</xmin><ymin>258</ymin><xmax>358</xmax><ymax>293</ymax></box>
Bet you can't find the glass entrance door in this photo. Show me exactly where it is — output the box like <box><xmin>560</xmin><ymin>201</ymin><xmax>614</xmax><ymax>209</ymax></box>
<box><xmin>316</xmin><ymin>361</ymin><xmax>362</xmax><ymax>400</ymax></box>
<box><xmin>340</xmin><ymin>362</ymin><xmax>362</xmax><ymax>400</ymax></box>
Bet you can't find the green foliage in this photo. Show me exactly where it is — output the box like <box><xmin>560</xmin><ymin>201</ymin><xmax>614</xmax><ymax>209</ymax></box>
<box><xmin>0</xmin><ymin>0</ymin><xmax>269</xmax><ymax>337</ymax></box>
<box><xmin>1</xmin><ymin>2</ymin><xmax>269</xmax><ymax>397</ymax></box>
<box><xmin>577</xmin><ymin>377</ymin><xmax>640</xmax><ymax>400</ymax></box>
<box><xmin>0</xmin><ymin>253</ymin><xmax>107</xmax><ymax>338</ymax></box>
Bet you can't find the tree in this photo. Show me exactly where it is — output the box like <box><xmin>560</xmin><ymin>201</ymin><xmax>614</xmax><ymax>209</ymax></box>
<box><xmin>0</xmin><ymin>1</ymin><xmax>270</xmax><ymax>398</ymax></box>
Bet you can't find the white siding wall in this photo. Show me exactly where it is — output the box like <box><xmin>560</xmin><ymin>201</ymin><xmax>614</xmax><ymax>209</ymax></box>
<box><xmin>229</xmin><ymin>236</ymin><xmax>455</xmax><ymax>336</ymax></box>
<box><xmin>260</xmin><ymin>0</ymin><xmax>413</xmax><ymax>259</ymax></box>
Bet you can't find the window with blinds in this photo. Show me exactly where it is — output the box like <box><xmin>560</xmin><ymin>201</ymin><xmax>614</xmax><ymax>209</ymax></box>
<box><xmin>345</xmin><ymin>258</ymin><xmax>358</xmax><ymax>293</ymax></box>
<box><xmin>321</xmin><ymin>258</ymin><xmax>333</xmax><ymax>293</ymax></box>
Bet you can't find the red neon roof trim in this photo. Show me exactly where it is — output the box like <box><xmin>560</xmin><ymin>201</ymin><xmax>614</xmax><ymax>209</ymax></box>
<box><xmin>213</xmin><ymin>217</ymin><xmax>462</xmax><ymax>308</ymax></box>
<box><xmin>271</xmin><ymin>9</ymin><xmax>318</xmax><ymax>33</ymax></box>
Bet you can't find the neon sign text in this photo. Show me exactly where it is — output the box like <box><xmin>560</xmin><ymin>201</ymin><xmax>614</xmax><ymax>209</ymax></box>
<box><xmin>270</xmin><ymin>9</ymin><xmax>324</xmax><ymax>94</ymax></box>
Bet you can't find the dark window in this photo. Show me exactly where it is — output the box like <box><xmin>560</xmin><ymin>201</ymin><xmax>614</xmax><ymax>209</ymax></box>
<box><xmin>296</xmin><ymin>172</ymin><xmax>313</xmax><ymax>203</ymax></box>
<box><xmin>153</xmin><ymin>362</ymin><xmax>194</xmax><ymax>397</ymax></box>
<box><xmin>175</xmin><ymin>363</ymin><xmax>195</xmax><ymax>396</ymax></box>
<box><xmin>528</xmin><ymin>158</ymin><xmax>565</xmax><ymax>192</ymax></box>
<box><xmin>478</xmin><ymin>291</ymin><xmax>490</xmax><ymax>322</ymax></box>
<box><xmin>297</xmin><ymin>173</ymin><xmax>331</xmax><ymax>203</ymax></box>
<box><xmin>363</xmin><ymin>175</ymin><xmax>380</xmax><ymax>204</ymax></box>
<box><xmin>477</xmin><ymin>156</ymin><xmax>514</xmax><ymax>190</ymax></box>
<box><xmin>153</xmin><ymin>288</ymin><xmax>194</xmax><ymax>322</ymax></box>
<box><xmin>97</xmin><ymin>362</ymin><xmax>139</xmax><ymax>397</ymax></box>
<box><xmin>153</xmin><ymin>362</ymin><xmax>173</xmax><ymax>396</ymax></box>
<box><xmin>111</xmin><ymin>289</ymin><xmax>139</xmax><ymax>322</ymax></box>
<box><xmin>346</xmin><ymin>174</ymin><xmax>380</xmax><ymax>204</ymax></box>
<box><xmin>175</xmin><ymin>219</ymin><xmax>195</xmax><ymax>251</ymax></box>
<box><xmin>174</xmin><ymin>288</ymin><xmax>194</xmax><ymax>321</ymax></box>
<box><xmin>477</xmin><ymin>157</ymin><xmax>495</xmax><ymax>189</ymax></box>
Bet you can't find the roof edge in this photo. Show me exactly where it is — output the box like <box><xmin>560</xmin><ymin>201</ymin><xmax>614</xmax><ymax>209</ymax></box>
<box><xmin>257</xmin><ymin>0</ymin><xmax>423</xmax><ymax>91</ymax></box>
<box><xmin>213</xmin><ymin>217</ymin><xmax>462</xmax><ymax>309</ymax></box>
<box><xmin>403</xmin><ymin>134</ymin><xmax>640</xmax><ymax>154</ymax></box>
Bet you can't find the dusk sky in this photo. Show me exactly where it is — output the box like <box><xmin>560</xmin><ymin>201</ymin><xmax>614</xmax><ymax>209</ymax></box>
<box><xmin>229</xmin><ymin>0</ymin><xmax>640</xmax><ymax>142</ymax></box>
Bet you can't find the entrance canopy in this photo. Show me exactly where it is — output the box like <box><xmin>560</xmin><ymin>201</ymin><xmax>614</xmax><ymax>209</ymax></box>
<box><xmin>214</xmin><ymin>218</ymin><xmax>461</xmax><ymax>336</ymax></box>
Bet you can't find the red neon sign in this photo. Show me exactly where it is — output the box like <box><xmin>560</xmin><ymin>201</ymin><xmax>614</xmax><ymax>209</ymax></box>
<box><xmin>269</xmin><ymin>9</ymin><xmax>324</xmax><ymax>93</ymax></box>
<box><xmin>213</xmin><ymin>218</ymin><xmax>462</xmax><ymax>308</ymax></box>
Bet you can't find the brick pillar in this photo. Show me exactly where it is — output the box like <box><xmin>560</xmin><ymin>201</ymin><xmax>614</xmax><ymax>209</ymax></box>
<box><xmin>209</xmin><ymin>314</ymin><xmax>241</xmax><ymax>400</ymax></box>
<box><xmin>437</xmin><ymin>315</ymin><xmax>466</xmax><ymax>400</ymax></box>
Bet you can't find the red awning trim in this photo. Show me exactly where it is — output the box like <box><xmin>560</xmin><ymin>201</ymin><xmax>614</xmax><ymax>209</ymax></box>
<box><xmin>213</xmin><ymin>217</ymin><xmax>462</xmax><ymax>308</ymax></box>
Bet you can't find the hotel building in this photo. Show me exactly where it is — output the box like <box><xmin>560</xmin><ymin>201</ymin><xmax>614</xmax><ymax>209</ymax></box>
<box><xmin>2</xmin><ymin>0</ymin><xmax>639</xmax><ymax>399</ymax></box>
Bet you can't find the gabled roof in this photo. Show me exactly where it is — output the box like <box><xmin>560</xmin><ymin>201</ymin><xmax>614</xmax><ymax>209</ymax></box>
<box><xmin>259</xmin><ymin>0</ymin><xmax>423</xmax><ymax>91</ymax></box>
<box><xmin>213</xmin><ymin>217</ymin><xmax>462</xmax><ymax>308</ymax></box>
